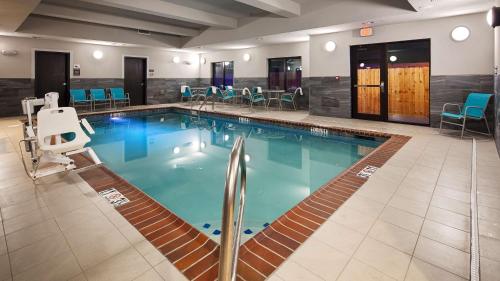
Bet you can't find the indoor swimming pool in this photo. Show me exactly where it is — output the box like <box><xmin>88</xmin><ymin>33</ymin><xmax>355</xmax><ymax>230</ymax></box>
<box><xmin>87</xmin><ymin>110</ymin><xmax>385</xmax><ymax>240</ymax></box>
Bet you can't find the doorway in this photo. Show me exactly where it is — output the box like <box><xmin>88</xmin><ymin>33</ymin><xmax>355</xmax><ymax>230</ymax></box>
<box><xmin>350</xmin><ymin>39</ymin><xmax>430</xmax><ymax>125</ymax></box>
<box><xmin>34</xmin><ymin>51</ymin><xmax>70</xmax><ymax>106</ymax></box>
<box><xmin>124</xmin><ymin>57</ymin><xmax>147</xmax><ymax>105</ymax></box>
<box><xmin>268</xmin><ymin>57</ymin><xmax>302</xmax><ymax>90</ymax></box>
<box><xmin>212</xmin><ymin>61</ymin><xmax>234</xmax><ymax>88</ymax></box>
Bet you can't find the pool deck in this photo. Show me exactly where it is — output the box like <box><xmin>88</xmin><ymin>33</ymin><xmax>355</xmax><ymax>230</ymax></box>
<box><xmin>0</xmin><ymin>103</ymin><xmax>499</xmax><ymax>281</ymax></box>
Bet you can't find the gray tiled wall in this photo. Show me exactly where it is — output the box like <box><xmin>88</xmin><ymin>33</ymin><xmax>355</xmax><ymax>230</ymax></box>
<box><xmin>70</xmin><ymin>78</ymin><xmax>124</xmax><ymax>90</ymax></box>
<box><xmin>308</xmin><ymin>76</ymin><xmax>351</xmax><ymax>118</ymax></box>
<box><xmin>430</xmin><ymin>75</ymin><xmax>494</xmax><ymax>127</ymax></box>
<box><xmin>147</xmin><ymin>78</ymin><xmax>199</xmax><ymax>104</ymax></box>
<box><xmin>0</xmin><ymin>79</ymin><xmax>34</xmax><ymax>117</ymax></box>
<box><xmin>308</xmin><ymin>75</ymin><xmax>495</xmax><ymax>128</ymax></box>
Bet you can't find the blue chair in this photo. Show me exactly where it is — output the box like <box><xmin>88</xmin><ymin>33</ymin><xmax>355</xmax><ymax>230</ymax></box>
<box><xmin>109</xmin><ymin>88</ymin><xmax>130</xmax><ymax>108</ymax></box>
<box><xmin>198</xmin><ymin>86</ymin><xmax>216</xmax><ymax>110</ymax></box>
<box><xmin>241</xmin><ymin>87</ymin><xmax>266</xmax><ymax>111</ymax></box>
<box><xmin>439</xmin><ymin>92</ymin><xmax>493</xmax><ymax>138</ymax></box>
<box><xmin>181</xmin><ymin>86</ymin><xmax>199</xmax><ymax>104</ymax></box>
<box><xmin>69</xmin><ymin>89</ymin><xmax>92</xmax><ymax>111</ymax></box>
<box><xmin>215</xmin><ymin>87</ymin><xmax>236</xmax><ymax>104</ymax></box>
<box><xmin>90</xmin><ymin>88</ymin><xmax>111</xmax><ymax>111</ymax></box>
<box><xmin>280</xmin><ymin>87</ymin><xmax>302</xmax><ymax>111</ymax></box>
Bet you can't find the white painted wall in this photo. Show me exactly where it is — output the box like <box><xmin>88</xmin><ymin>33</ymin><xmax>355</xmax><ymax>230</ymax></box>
<box><xmin>0</xmin><ymin>36</ymin><xmax>200</xmax><ymax>79</ymax></box>
<box><xmin>310</xmin><ymin>13</ymin><xmax>494</xmax><ymax>76</ymax></box>
<box><xmin>0</xmin><ymin>13</ymin><xmax>494</xmax><ymax>80</ymax></box>
<box><xmin>199</xmin><ymin>42</ymin><xmax>310</xmax><ymax>78</ymax></box>
<box><xmin>496</xmin><ymin>0</ymin><xmax>500</xmax><ymax>71</ymax></box>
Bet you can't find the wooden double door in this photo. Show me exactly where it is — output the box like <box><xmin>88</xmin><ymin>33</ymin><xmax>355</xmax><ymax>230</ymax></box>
<box><xmin>351</xmin><ymin>40</ymin><xmax>430</xmax><ymax>125</ymax></box>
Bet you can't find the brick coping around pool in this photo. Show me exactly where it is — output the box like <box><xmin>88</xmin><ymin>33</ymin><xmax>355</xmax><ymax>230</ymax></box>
<box><xmin>74</xmin><ymin>108</ymin><xmax>411</xmax><ymax>281</ymax></box>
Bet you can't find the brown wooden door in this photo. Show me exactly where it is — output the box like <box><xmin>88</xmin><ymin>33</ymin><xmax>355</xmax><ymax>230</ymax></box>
<box><xmin>351</xmin><ymin>40</ymin><xmax>430</xmax><ymax>125</ymax></box>
<box><xmin>351</xmin><ymin>44</ymin><xmax>386</xmax><ymax>121</ymax></box>
<box><xmin>35</xmin><ymin>51</ymin><xmax>70</xmax><ymax>106</ymax></box>
<box><xmin>124</xmin><ymin>57</ymin><xmax>147</xmax><ymax>105</ymax></box>
<box><xmin>387</xmin><ymin>40</ymin><xmax>430</xmax><ymax>125</ymax></box>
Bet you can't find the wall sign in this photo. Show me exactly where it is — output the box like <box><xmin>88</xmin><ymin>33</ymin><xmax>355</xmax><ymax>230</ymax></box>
<box><xmin>73</xmin><ymin>64</ymin><xmax>81</xmax><ymax>76</ymax></box>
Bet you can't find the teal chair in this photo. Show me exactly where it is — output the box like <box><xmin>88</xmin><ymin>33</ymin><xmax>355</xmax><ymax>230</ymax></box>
<box><xmin>439</xmin><ymin>93</ymin><xmax>493</xmax><ymax>138</ymax></box>
<box><xmin>181</xmin><ymin>86</ymin><xmax>199</xmax><ymax>104</ymax></box>
<box><xmin>215</xmin><ymin>87</ymin><xmax>236</xmax><ymax>104</ymax></box>
<box><xmin>280</xmin><ymin>87</ymin><xmax>302</xmax><ymax>111</ymax></box>
<box><xmin>198</xmin><ymin>86</ymin><xmax>216</xmax><ymax>110</ymax></box>
<box><xmin>69</xmin><ymin>89</ymin><xmax>92</xmax><ymax>111</ymax></box>
<box><xmin>109</xmin><ymin>88</ymin><xmax>130</xmax><ymax>108</ymax></box>
<box><xmin>90</xmin><ymin>88</ymin><xmax>111</xmax><ymax>111</ymax></box>
<box><xmin>242</xmin><ymin>87</ymin><xmax>266</xmax><ymax>110</ymax></box>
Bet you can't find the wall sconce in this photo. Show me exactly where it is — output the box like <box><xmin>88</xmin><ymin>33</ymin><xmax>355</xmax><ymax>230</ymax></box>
<box><xmin>324</xmin><ymin>41</ymin><xmax>336</xmax><ymax>52</ymax></box>
<box><xmin>451</xmin><ymin>26</ymin><xmax>470</xmax><ymax>42</ymax></box>
<box><xmin>92</xmin><ymin>50</ymin><xmax>103</xmax><ymax>60</ymax></box>
<box><xmin>487</xmin><ymin>7</ymin><xmax>500</xmax><ymax>27</ymax></box>
<box><xmin>243</xmin><ymin>53</ymin><xmax>251</xmax><ymax>61</ymax></box>
<box><xmin>173</xmin><ymin>56</ymin><xmax>180</xmax><ymax>64</ymax></box>
<box><xmin>200</xmin><ymin>57</ymin><xmax>206</xmax><ymax>64</ymax></box>
<box><xmin>1</xmin><ymin>50</ymin><xmax>18</xmax><ymax>56</ymax></box>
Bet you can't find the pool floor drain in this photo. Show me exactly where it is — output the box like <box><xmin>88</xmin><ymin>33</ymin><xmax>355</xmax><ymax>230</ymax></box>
<box><xmin>98</xmin><ymin>188</ymin><xmax>130</xmax><ymax>207</ymax></box>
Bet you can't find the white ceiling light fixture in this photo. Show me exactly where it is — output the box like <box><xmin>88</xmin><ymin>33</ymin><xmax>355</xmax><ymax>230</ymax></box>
<box><xmin>243</xmin><ymin>53</ymin><xmax>251</xmax><ymax>62</ymax></box>
<box><xmin>200</xmin><ymin>57</ymin><xmax>206</xmax><ymax>65</ymax></box>
<box><xmin>389</xmin><ymin>55</ymin><xmax>398</xmax><ymax>62</ymax></box>
<box><xmin>173</xmin><ymin>56</ymin><xmax>181</xmax><ymax>64</ymax></box>
<box><xmin>92</xmin><ymin>50</ymin><xmax>103</xmax><ymax>60</ymax></box>
<box><xmin>324</xmin><ymin>41</ymin><xmax>336</xmax><ymax>52</ymax></box>
<box><xmin>451</xmin><ymin>26</ymin><xmax>470</xmax><ymax>42</ymax></box>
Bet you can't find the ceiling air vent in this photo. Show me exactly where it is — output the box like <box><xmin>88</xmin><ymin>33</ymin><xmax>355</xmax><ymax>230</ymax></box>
<box><xmin>137</xmin><ymin>29</ymin><xmax>151</xmax><ymax>36</ymax></box>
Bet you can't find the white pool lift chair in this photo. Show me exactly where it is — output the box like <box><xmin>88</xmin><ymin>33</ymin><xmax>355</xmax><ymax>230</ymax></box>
<box><xmin>21</xmin><ymin>93</ymin><xmax>101</xmax><ymax>180</ymax></box>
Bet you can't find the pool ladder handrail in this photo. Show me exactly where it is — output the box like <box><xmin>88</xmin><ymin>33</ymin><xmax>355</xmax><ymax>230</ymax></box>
<box><xmin>218</xmin><ymin>136</ymin><xmax>247</xmax><ymax>281</ymax></box>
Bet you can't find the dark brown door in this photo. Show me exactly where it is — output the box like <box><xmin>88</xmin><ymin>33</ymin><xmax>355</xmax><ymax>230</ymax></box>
<box><xmin>124</xmin><ymin>57</ymin><xmax>147</xmax><ymax>105</ymax></box>
<box><xmin>35</xmin><ymin>51</ymin><xmax>70</xmax><ymax>106</ymax></box>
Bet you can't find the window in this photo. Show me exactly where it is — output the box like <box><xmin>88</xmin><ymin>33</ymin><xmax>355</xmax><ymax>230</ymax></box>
<box><xmin>268</xmin><ymin>57</ymin><xmax>302</xmax><ymax>90</ymax></box>
<box><xmin>212</xmin><ymin>61</ymin><xmax>234</xmax><ymax>88</ymax></box>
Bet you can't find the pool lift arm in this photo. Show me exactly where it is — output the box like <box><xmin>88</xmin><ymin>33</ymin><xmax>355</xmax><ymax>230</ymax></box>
<box><xmin>20</xmin><ymin>92</ymin><xmax>101</xmax><ymax>180</ymax></box>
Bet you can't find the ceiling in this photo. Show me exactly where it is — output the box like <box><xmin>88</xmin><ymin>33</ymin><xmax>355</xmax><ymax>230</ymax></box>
<box><xmin>0</xmin><ymin>0</ymin><xmax>494</xmax><ymax>51</ymax></box>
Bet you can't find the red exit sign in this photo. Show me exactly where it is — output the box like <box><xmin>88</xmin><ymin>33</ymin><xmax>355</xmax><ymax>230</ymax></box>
<box><xmin>360</xmin><ymin>27</ymin><xmax>373</xmax><ymax>37</ymax></box>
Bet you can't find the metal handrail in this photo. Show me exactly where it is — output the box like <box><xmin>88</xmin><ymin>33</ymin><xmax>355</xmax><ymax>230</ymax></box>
<box><xmin>218</xmin><ymin>136</ymin><xmax>247</xmax><ymax>281</ymax></box>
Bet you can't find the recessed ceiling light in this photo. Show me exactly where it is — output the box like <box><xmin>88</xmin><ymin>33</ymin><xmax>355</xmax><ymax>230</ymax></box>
<box><xmin>389</xmin><ymin>55</ymin><xmax>398</xmax><ymax>62</ymax></box>
<box><xmin>173</xmin><ymin>56</ymin><xmax>180</xmax><ymax>63</ymax></box>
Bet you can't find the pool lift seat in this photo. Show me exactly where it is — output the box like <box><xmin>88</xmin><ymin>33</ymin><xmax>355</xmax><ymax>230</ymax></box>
<box><xmin>21</xmin><ymin>93</ymin><xmax>101</xmax><ymax>180</ymax></box>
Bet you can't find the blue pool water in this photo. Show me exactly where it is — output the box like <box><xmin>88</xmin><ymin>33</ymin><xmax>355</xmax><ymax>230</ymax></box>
<box><xmin>87</xmin><ymin>111</ymin><xmax>384</xmax><ymax>240</ymax></box>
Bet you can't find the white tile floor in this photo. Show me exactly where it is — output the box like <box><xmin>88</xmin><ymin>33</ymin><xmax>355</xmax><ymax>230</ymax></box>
<box><xmin>0</xmin><ymin>103</ymin><xmax>498</xmax><ymax>281</ymax></box>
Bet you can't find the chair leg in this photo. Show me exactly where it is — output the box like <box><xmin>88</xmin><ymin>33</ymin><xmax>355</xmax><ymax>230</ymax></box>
<box><xmin>292</xmin><ymin>101</ymin><xmax>297</xmax><ymax>111</ymax></box>
<box><xmin>484</xmin><ymin>115</ymin><xmax>492</xmax><ymax>136</ymax></box>
<box><xmin>439</xmin><ymin>116</ymin><xmax>443</xmax><ymax>134</ymax></box>
<box><xmin>461</xmin><ymin>117</ymin><xmax>466</xmax><ymax>139</ymax></box>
